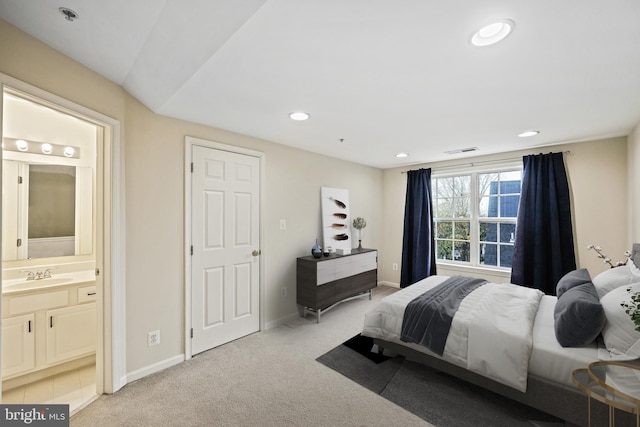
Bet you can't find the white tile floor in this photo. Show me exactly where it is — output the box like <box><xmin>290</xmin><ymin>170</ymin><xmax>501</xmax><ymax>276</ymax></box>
<box><xmin>2</xmin><ymin>364</ymin><xmax>97</xmax><ymax>415</ymax></box>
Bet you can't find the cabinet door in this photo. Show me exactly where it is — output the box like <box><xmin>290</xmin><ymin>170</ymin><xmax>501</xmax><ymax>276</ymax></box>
<box><xmin>2</xmin><ymin>313</ymin><xmax>36</xmax><ymax>378</ymax></box>
<box><xmin>46</xmin><ymin>302</ymin><xmax>96</xmax><ymax>365</ymax></box>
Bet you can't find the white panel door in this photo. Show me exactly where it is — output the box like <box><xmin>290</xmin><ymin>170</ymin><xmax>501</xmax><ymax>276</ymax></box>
<box><xmin>191</xmin><ymin>145</ymin><xmax>260</xmax><ymax>355</ymax></box>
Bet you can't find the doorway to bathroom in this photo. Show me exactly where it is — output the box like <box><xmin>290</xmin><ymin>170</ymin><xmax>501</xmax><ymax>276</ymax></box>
<box><xmin>1</xmin><ymin>87</ymin><xmax>98</xmax><ymax>412</ymax></box>
<box><xmin>0</xmin><ymin>75</ymin><xmax>125</xmax><ymax>413</ymax></box>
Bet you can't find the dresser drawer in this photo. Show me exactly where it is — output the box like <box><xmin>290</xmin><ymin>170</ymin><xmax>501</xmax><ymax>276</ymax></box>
<box><xmin>351</xmin><ymin>251</ymin><xmax>377</xmax><ymax>275</ymax></box>
<box><xmin>316</xmin><ymin>261</ymin><xmax>335</xmax><ymax>285</ymax></box>
<box><xmin>333</xmin><ymin>257</ymin><xmax>352</xmax><ymax>281</ymax></box>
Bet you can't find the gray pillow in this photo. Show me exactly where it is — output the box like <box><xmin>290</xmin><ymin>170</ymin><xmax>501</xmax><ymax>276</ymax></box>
<box><xmin>632</xmin><ymin>243</ymin><xmax>640</xmax><ymax>269</ymax></box>
<box><xmin>556</xmin><ymin>268</ymin><xmax>592</xmax><ymax>298</ymax></box>
<box><xmin>554</xmin><ymin>280</ymin><xmax>605</xmax><ymax>347</ymax></box>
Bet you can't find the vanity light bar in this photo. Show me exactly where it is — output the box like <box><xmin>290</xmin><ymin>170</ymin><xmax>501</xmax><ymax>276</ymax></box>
<box><xmin>2</xmin><ymin>138</ymin><xmax>80</xmax><ymax>159</ymax></box>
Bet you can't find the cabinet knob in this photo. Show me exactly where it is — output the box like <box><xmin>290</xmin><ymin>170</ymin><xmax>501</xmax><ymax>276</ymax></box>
<box><xmin>252</xmin><ymin>250</ymin><xmax>261</xmax><ymax>257</ymax></box>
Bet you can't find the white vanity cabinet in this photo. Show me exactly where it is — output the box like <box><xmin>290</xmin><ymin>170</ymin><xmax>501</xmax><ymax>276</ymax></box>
<box><xmin>1</xmin><ymin>280</ymin><xmax>96</xmax><ymax>380</ymax></box>
<box><xmin>1</xmin><ymin>313</ymin><xmax>36</xmax><ymax>377</ymax></box>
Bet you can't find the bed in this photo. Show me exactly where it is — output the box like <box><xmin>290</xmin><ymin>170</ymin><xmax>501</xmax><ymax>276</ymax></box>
<box><xmin>362</xmin><ymin>244</ymin><xmax>640</xmax><ymax>426</ymax></box>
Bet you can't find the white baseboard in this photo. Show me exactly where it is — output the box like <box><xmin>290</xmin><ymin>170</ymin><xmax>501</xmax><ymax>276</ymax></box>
<box><xmin>125</xmin><ymin>354</ymin><xmax>185</xmax><ymax>384</ymax></box>
<box><xmin>116</xmin><ymin>375</ymin><xmax>127</xmax><ymax>392</ymax></box>
<box><xmin>265</xmin><ymin>311</ymin><xmax>300</xmax><ymax>330</ymax></box>
<box><xmin>378</xmin><ymin>281</ymin><xmax>400</xmax><ymax>289</ymax></box>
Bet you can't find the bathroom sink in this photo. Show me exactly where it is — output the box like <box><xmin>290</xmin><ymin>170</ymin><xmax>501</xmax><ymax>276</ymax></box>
<box><xmin>3</xmin><ymin>277</ymin><xmax>73</xmax><ymax>291</ymax></box>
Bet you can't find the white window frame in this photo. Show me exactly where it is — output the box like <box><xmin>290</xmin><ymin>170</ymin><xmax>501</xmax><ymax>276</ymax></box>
<box><xmin>432</xmin><ymin>161</ymin><xmax>523</xmax><ymax>273</ymax></box>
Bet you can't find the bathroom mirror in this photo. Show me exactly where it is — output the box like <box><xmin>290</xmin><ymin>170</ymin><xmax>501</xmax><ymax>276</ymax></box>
<box><xmin>2</xmin><ymin>160</ymin><xmax>93</xmax><ymax>261</ymax></box>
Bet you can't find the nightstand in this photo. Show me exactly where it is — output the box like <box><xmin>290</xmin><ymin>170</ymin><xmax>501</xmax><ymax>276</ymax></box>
<box><xmin>572</xmin><ymin>361</ymin><xmax>640</xmax><ymax>426</ymax></box>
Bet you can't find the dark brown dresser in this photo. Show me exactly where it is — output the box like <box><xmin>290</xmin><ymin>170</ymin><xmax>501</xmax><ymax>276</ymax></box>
<box><xmin>296</xmin><ymin>248</ymin><xmax>377</xmax><ymax>322</ymax></box>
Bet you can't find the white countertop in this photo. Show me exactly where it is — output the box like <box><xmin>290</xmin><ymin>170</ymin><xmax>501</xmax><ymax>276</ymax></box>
<box><xmin>2</xmin><ymin>270</ymin><xmax>96</xmax><ymax>294</ymax></box>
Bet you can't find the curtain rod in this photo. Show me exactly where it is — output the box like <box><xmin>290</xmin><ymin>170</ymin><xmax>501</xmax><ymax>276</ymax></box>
<box><xmin>400</xmin><ymin>150</ymin><xmax>571</xmax><ymax>174</ymax></box>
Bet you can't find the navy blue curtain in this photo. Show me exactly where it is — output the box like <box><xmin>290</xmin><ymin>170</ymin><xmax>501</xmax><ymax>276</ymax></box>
<box><xmin>401</xmin><ymin>168</ymin><xmax>437</xmax><ymax>288</ymax></box>
<box><xmin>510</xmin><ymin>152</ymin><xmax>576</xmax><ymax>295</ymax></box>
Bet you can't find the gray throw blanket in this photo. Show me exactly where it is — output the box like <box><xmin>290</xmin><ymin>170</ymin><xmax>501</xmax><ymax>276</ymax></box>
<box><xmin>400</xmin><ymin>276</ymin><xmax>487</xmax><ymax>356</ymax></box>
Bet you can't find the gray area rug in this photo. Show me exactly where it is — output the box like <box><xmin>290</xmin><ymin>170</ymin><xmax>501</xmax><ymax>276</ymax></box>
<box><xmin>317</xmin><ymin>335</ymin><xmax>564</xmax><ymax>427</ymax></box>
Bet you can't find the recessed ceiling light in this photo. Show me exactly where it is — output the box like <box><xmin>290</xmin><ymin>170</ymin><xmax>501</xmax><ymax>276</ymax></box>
<box><xmin>58</xmin><ymin>7</ymin><xmax>79</xmax><ymax>22</ymax></box>
<box><xmin>471</xmin><ymin>19</ymin><xmax>515</xmax><ymax>47</ymax></box>
<box><xmin>289</xmin><ymin>112</ymin><xmax>310</xmax><ymax>121</ymax></box>
<box><xmin>395</xmin><ymin>152</ymin><xmax>409</xmax><ymax>158</ymax></box>
<box><xmin>518</xmin><ymin>130</ymin><xmax>540</xmax><ymax>138</ymax></box>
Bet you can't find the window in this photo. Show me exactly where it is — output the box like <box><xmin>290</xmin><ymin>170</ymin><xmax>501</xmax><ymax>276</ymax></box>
<box><xmin>433</xmin><ymin>168</ymin><xmax>522</xmax><ymax>270</ymax></box>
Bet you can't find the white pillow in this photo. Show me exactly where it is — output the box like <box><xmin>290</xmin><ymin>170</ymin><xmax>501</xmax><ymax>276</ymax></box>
<box><xmin>600</xmin><ymin>283</ymin><xmax>640</xmax><ymax>358</ymax></box>
<box><xmin>592</xmin><ymin>263</ymin><xmax>639</xmax><ymax>299</ymax></box>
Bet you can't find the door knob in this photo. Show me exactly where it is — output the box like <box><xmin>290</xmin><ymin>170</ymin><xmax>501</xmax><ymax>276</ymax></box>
<box><xmin>252</xmin><ymin>250</ymin><xmax>261</xmax><ymax>256</ymax></box>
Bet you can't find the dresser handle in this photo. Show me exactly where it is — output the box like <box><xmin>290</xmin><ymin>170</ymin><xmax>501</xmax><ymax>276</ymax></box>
<box><xmin>28</xmin><ymin>320</ymin><xmax>32</xmax><ymax>333</ymax></box>
<box><xmin>87</xmin><ymin>292</ymin><xmax>96</xmax><ymax>296</ymax></box>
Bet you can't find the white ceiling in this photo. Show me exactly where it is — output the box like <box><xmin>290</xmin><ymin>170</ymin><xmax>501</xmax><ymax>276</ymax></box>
<box><xmin>2</xmin><ymin>0</ymin><xmax>640</xmax><ymax>168</ymax></box>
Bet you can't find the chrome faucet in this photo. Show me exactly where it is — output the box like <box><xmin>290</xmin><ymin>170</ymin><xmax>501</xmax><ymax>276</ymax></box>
<box><xmin>18</xmin><ymin>268</ymin><xmax>53</xmax><ymax>280</ymax></box>
<box><xmin>19</xmin><ymin>270</ymin><xmax>36</xmax><ymax>281</ymax></box>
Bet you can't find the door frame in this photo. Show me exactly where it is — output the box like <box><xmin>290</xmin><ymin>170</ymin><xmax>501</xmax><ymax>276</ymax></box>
<box><xmin>184</xmin><ymin>136</ymin><xmax>265</xmax><ymax>360</ymax></box>
<box><xmin>0</xmin><ymin>73</ymin><xmax>126</xmax><ymax>395</ymax></box>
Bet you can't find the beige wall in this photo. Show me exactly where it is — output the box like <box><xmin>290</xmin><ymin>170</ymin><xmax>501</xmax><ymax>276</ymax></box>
<box><xmin>123</xmin><ymin>96</ymin><xmax>382</xmax><ymax>371</ymax></box>
<box><xmin>380</xmin><ymin>137</ymin><xmax>630</xmax><ymax>286</ymax></box>
<box><xmin>629</xmin><ymin>123</ymin><xmax>640</xmax><ymax>243</ymax></box>
<box><xmin>0</xmin><ymin>20</ymin><xmax>382</xmax><ymax>375</ymax></box>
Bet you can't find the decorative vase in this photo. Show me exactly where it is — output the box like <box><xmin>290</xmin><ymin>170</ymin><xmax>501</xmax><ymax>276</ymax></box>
<box><xmin>356</xmin><ymin>229</ymin><xmax>364</xmax><ymax>250</ymax></box>
<box><xmin>311</xmin><ymin>238</ymin><xmax>322</xmax><ymax>258</ymax></box>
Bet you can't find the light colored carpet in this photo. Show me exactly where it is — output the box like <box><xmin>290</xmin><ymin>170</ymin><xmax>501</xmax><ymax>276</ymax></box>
<box><xmin>71</xmin><ymin>286</ymin><xmax>432</xmax><ymax>426</ymax></box>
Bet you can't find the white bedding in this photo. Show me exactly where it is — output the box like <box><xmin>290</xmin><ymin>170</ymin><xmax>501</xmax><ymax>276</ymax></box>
<box><xmin>362</xmin><ymin>275</ymin><xmax>601</xmax><ymax>392</ymax></box>
<box><xmin>529</xmin><ymin>295</ymin><xmax>600</xmax><ymax>386</ymax></box>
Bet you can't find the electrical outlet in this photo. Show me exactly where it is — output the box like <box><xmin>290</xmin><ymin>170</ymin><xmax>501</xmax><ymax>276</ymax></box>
<box><xmin>392</xmin><ymin>263</ymin><xmax>399</xmax><ymax>271</ymax></box>
<box><xmin>280</xmin><ymin>219</ymin><xmax>287</xmax><ymax>230</ymax></box>
<box><xmin>281</xmin><ymin>287</ymin><xmax>287</xmax><ymax>297</ymax></box>
<box><xmin>148</xmin><ymin>330</ymin><xmax>160</xmax><ymax>347</ymax></box>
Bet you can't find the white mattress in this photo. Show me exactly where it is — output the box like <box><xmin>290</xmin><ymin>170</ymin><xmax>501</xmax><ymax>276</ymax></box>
<box><xmin>363</xmin><ymin>277</ymin><xmax>602</xmax><ymax>388</ymax></box>
<box><xmin>529</xmin><ymin>295</ymin><xmax>600</xmax><ymax>386</ymax></box>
